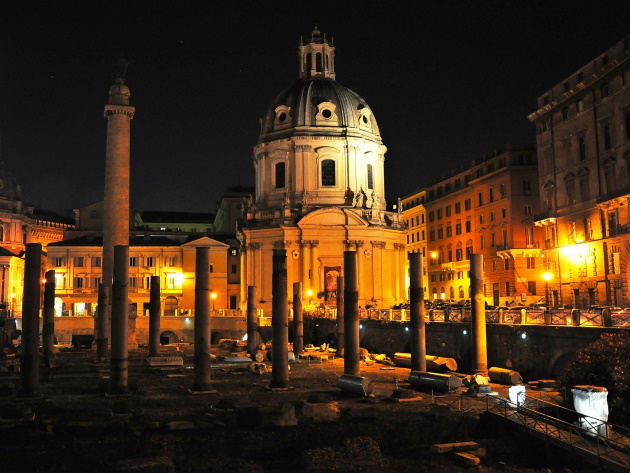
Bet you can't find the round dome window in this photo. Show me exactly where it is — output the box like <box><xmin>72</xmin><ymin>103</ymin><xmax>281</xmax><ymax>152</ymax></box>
<box><xmin>322</xmin><ymin>109</ymin><xmax>333</xmax><ymax>119</ymax></box>
<box><xmin>278</xmin><ymin>112</ymin><xmax>287</xmax><ymax>122</ymax></box>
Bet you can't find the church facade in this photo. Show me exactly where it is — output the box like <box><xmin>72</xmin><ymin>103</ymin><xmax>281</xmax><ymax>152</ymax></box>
<box><xmin>238</xmin><ymin>28</ymin><xmax>407</xmax><ymax>312</ymax></box>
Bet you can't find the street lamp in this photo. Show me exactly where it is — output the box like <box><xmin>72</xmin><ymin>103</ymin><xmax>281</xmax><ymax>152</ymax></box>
<box><xmin>543</xmin><ymin>272</ymin><xmax>553</xmax><ymax>308</ymax></box>
<box><xmin>306</xmin><ymin>289</ymin><xmax>313</xmax><ymax>306</ymax></box>
<box><xmin>211</xmin><ymin>292</ymin><xmax>217</xmax><ymax>312</ymax></box>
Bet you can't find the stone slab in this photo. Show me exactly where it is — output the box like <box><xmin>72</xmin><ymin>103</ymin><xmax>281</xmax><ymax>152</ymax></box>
<box><xmin>431</xmin><ymin>441</ymin><xmax>480</xmax><ymax>453</ymax></box>
<box><xmin>146</xmin><ymin>356</ymin><xmax>184</xmax><ymax>366</ymax></box>
<box><xmin>451</xmin><ymin>452</ymin><xmax>481</xmax><ymax>466</ymax></box>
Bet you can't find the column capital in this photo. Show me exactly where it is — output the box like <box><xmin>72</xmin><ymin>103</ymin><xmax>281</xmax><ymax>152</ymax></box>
<box><xmin>370</xmin><ymin>240</ymin><xmax>386</xmax><ymax>249</ymax></box>
<box><xmin>104</xmin><ymin>104</ymin><xmax>135</xmax><ymax>119</ymax></box>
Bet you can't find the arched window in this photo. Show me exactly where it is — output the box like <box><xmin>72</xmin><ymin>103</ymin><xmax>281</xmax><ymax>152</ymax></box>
<box><xmin>449</xmin><ymin>287</ymin><xmax>455</xmax><ymax>299</ymax></box>
<box><xmin>321</xmin><ymin>159</ymin><xmax>336</xmax><ymax>186</ymax></box>
<box><xmin>306</xmin><ymin>53</ymin><xmax>312</xmax><ymax>78</ymax></box>
<box><xmin>316</xmin><ymin>52</ymin><xmax>322</xmax><ymax>72</ymax></box>
<box><xmin>459</xmin><ymin>286</ymin><xmax>464</xmax><ymax>299</ymax></box>
<box><xmin>275</xmin><ymin>162</ymin><xmax>286</xmax><ymax>189</ymax></box>
<box><xmin>367</xmin><ymin>164</ymin><xmax>374</xmax><ymax>190</ymax></box>
<box><xmin>0</xmin><ymin>225</ymin><xmax>3</xmax><ymax>241</ymax></box>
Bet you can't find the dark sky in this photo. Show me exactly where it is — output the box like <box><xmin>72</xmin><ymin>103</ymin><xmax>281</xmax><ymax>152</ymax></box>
<box><xmin>1</xmin><ymin>1</ymin><xmax>629</xmax><ymax>217</ymax></box>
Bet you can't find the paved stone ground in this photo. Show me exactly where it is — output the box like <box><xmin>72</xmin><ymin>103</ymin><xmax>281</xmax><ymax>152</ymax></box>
<box><xmin>0</xmin><ymin>346</ymin><xmax>602</xmax><ymax>473</ymax></box>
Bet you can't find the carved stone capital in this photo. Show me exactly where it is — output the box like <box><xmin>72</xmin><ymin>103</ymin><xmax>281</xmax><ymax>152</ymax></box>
<box><xmin>370</xmin><ymin>240</ymin><xmax>386</xmax><ymax>249</ymax></box>
<box><xmin>344</xmin><ymin>240</ymin><xmax>365</xmax><ymax>250</ymax></box>
<box><xmin>393</xmin><ymin>243</ymin><xmax>406</xmax><ymax>251</ymax></box>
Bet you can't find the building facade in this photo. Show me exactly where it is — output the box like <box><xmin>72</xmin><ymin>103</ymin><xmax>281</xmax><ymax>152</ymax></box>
<box><xmin>402</xmin><ymin>147</ymin><xmax>543</xmax><ymax>306</ymax></box>
<box><xmin>529</xmin><ymin>34</ymin><xmax>630</xmax><ymax>308</ymax></box>
<box><xmin>238</xmin><ymin>28</ymin><xmax>407</xmax><ymax>312</ymax></box>
<box><xmin>0</xmin><ymin>162</ymin><xmax>73</xmax><ymax>316</ymax></box>
<box><xmin>46</xmin><ymin>233</ymin><xmax>241</xmax><ymax>317</ymax></box>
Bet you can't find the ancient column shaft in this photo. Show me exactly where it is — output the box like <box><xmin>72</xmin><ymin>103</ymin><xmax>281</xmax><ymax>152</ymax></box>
<box><xmin>343</xmin><ymin>251</ymin><xmax>360</xmax><ymax>376</ymax></box>
<box><xmin>18</xmin><ymin>243</ymin><xmax>42</xmax><ymax>398</ymax></box>
<box><xmin>98</xmin><ymin>77</ymin><xmax>134</xmax><ymax>361</ymax></box>
<box><xmin>247</xmin><ymin>285</ymin><xmax>259</xmax><ymax>360</ymax></box>
<box><xmin>270</xmin><ymin>249</ymin><xmax>289</xmax><ymax>388</ymax></box>
<box><xmin>42</xmin><ymin>269</ymin><xmax>56</xmax><ymax>363</ymax></box>
<box><xmin>293</xmin><ymin>282</ymin><xmax>303</xmax><ymax>356</ymax></box>
<box><xmin>191</xmin><ymin>246</ymin><xmax>213</xmax><ymax>392</ymax></box>
<box><xmin>148</xmin><ymin>275</ymin><xmax>161</xmax><ymax>357</ymax></box>
<box><xmin>409</xmin><ymin>252</ymin><xmax>426</xmax><ymax>371</ymax></box>
<box><xmin>109</xmin><ymin>245</ymin><xmax>129</xmax><ymax>395</ymax></box>
<box><xmin>470</xmin><ymin>254</ymin><xmax>488</xmax><ymax>376</ymax></box>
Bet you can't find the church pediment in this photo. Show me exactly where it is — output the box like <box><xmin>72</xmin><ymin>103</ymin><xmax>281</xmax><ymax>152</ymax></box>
<box><xmin>182</xmin><ymin>236</ymin><xmax>229</xmax><ymax>248</ymax></box>
<box><xmin>298</xmin><ymin>208</ymin><xmax>368</xmax><ymax>227</ymax></box>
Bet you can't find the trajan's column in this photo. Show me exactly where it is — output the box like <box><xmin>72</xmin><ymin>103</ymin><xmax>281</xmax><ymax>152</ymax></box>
<box><xmin>97</xmin><ymin>65</ymin><xmax>134</xmax><ymax>360</ymax></box>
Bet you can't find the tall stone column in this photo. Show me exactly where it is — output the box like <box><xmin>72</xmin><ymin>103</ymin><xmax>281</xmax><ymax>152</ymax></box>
<box><xmin>109</xmin><ymin>245</ymin><xmax>129</xmax><ymax>396</ymax></box>
<box><xmin>293</xmin><ymin>282</ymin><xmax>303</xmax><ymax>357</ymax></box>
<box><xmin>247</xmin><ymin>285</ymin><xmax>259</xmax><ymax>360</ymax></box>
<box><xmin>470</xmin><ymin>254</ymin><xmax>488</xmax><ymax>376</ymax></box>
<box><xmin>98</xmin><ymin>74</ymin><xmax>134</xmax><ymax>361</ymax></box>
<box><xmin>336</xmin><ymin>276</ymin><xmax>345</xmax><ymax>353</ymax></box>
<box><xmin>18</xmin><ymin>243</ymin><xmax>42</xmax><ymax>399</ymax></box>
<box><xmin>343</xmin><ymin>250</ymin><xmax>360</xmax><ymax>376</ymax></box>
<box><xmin>270</xmin><ymin>250</ymin><xmax>289</xmax><ymax>389</ymax></box>
<box><xmin>191</xmin><ymin>246</ymin><xmax>213</xmax><ymax>393</ymax></box>
<box><xmin>42</xmin><ymin>269</ymin><xmax>56</xmax><ymax>364</ymax></box>
<box><xmin>148</xmin><ymin>276</ymin><xmax>161</xmax><ymax>357</ymax></box>
<box><xmin>409</xmin><ymin>252</ymin><xmax>426</xmax><ymax>371</ymax></box>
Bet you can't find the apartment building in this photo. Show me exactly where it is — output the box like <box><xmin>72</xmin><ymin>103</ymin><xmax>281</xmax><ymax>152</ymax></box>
<box><xmin>529</xmin><ymin>33</ymin><xmax>630</xmax><ymax>308</ymax></box>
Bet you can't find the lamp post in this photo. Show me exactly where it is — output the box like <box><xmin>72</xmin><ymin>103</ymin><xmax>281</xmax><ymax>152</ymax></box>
<box><xmin>543</xmin><ymin>272</ymin><xmax>553</xmax><ymax>308</ymax></box>
<box><xmin>306</xmin><ymin>289</ymin><xmax>313</xmax><ymax>306</ymax></box>
<box><xmin>211</xmin><ymin>292</ymin><xmax>217</xmax><ymax>312</ymax></box>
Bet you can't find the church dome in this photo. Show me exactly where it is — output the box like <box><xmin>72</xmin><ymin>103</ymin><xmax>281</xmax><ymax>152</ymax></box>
<box><xmin>259</xmin><ymin>79</ymin><xmax>382</xmax><ymax>143</ymax></box>
<box><xmin>258</xmin><ymin>27</ymin><xmax>381</xmax><ymax>144</ymax></box>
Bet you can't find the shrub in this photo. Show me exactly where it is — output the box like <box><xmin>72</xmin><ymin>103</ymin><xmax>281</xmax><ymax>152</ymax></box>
<box><xmin>558</xmin><ymin>332</ymin><xmax>630</xmax><ymax>426</ymax></box>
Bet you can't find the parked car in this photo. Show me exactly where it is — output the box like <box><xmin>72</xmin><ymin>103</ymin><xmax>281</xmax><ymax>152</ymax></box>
<box><xmin>527</xmin><ymin>302</ymin><xmax>547</xmax><ymax>311</ymax></box>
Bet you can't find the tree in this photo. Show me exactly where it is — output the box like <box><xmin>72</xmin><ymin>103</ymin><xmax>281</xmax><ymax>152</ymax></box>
<box><xmin>558</xmin><ymin>332</ymin><xmax>630</xmax><ymax>426</ymax></box>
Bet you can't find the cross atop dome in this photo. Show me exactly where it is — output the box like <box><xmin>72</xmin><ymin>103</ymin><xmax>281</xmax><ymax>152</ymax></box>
<box><xmin>298</xmin><ymin>26</ymin><xmax>336</xmax><ymax>80</ymax></box>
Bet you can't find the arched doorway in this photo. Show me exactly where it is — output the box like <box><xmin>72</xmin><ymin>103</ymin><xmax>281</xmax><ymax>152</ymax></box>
<box><xmin>164</xmin><ymin>296</ymin><xmax>178</xmax><ymax>316</ymax></box>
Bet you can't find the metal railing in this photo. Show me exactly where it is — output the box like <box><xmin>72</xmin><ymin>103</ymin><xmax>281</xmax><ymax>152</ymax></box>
<box><xmin>486</xmin><ymin>393</ymin><xmax>630</xmax><ymax>471</ymax></box>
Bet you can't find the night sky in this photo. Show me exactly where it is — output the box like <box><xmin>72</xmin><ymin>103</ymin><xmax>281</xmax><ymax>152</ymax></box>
<box><xmin>1</xmin><ymin>1</ymin><xmax>629</xmax><ymax>217</ymax></box>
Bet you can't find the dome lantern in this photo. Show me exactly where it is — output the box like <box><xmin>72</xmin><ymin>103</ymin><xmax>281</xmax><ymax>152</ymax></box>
<box><xmin>298</xmin><ymin>26</ymin><xmax>335</xmax><ymax>80</ymax></box>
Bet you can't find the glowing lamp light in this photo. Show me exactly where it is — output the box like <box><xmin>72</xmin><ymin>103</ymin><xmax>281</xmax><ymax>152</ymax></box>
<box><xmin>462</xmin><ymin>329</ymin><xmax>467</xmax><ymax>335</ymax></box>
<box><xmin>174</xmin><ymin>272</ymin><xmax>185</xmax><ymax>285</ymax></box>
<box><xmin>543</xmin><ymin>272</ymin><xmax>553</xmax><ymax>282</ymax></box>
<box><xmin>405</xmin><ymin>326</ymin><xmax>409</xmax><ymax>332</ymax></box>
<box><xmin>520</xmin><ymin>331</ymin><xmax>527</xmax><ymax>339</ymax></box>
<box><xmin>359</xmin><ymin>324</ymin><xmax>364</xmax><ymax>329</ymax></box>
